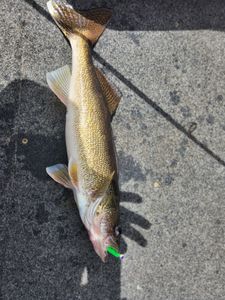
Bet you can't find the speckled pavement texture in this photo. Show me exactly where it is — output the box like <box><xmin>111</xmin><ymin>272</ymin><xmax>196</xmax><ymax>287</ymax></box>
<box><xmin>1</xmin><ymin>0</ymin><xmax>225</xmax><ymax>299</ymax></box>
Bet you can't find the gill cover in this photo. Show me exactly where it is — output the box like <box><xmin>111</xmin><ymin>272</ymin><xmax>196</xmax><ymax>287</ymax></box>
<box><xmin>85</xmin><ymin>171</ymin><xmax>115</xmax><ymax>229</ymax></box>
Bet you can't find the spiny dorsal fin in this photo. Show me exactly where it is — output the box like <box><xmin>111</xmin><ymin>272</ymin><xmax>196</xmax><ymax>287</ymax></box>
<box><xmin>46</xmin><ymin>65</ymin><xmax>71</xmax><ymax>106</ymax></box>
<box><xmin>95</xmin><ymin>68</ymin><xmax>121</xmax><ymax>117</ymax></box>
<box><xmin>47</xmin><ymin>0</ymin><xmax>112</xmax><ymax>45</ymax></box>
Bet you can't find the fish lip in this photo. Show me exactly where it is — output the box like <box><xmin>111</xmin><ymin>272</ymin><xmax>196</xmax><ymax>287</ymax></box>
<box><xmin>105</xmin><ymin>236</ymin><xmax>119</xmax><ymax>250</ymax></box>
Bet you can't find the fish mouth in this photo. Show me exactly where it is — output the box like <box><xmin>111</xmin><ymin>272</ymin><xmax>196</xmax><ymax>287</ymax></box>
<box><xmin>105</xmin><ymin>235</ymin><xmax>119</xmax><ymax>249</ymax></box>
<box><xmin>92</xmin><ymin>239</ymin><xmax>108</xmax><ymax>262</ymax></box>
<box><xmin>90</xmin><ymin>233</ymin><xmax>119</xmax><ymax>262</ymax></box>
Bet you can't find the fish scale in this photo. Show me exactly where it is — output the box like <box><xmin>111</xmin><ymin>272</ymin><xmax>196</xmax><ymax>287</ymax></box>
<box><xmin>68</xmin><ymin>38</ymin><xmax>116</xmax><ymax>196</ymax></box>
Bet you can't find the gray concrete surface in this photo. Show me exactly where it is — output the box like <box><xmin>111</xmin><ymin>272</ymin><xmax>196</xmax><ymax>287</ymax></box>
<box><xmin>1</xmin><ymin>0</ymin><xmax>225</xmax><ymax>299</ymax></box>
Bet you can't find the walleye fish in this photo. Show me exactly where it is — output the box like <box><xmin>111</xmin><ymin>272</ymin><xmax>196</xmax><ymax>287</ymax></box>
<box><xmin>46</xmin><ymin>0</ymin><xmax>122</xmax><ymax>262</ymax></box>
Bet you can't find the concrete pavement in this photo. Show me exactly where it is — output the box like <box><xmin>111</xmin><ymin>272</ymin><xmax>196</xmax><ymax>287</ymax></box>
<box><xmin>1</xmin><ymin>0</ymin><xmax>225</xmax><ymax>299</ymax></box>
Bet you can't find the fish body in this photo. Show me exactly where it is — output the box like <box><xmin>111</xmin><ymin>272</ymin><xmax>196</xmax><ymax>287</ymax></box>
<box><xmin>68</xmin><ymin>37</ymin><xmax>116</xmax><ymax>202</ymax></box>
<box><xmin>46</xmin><ymin>0</ymin><xmax>121</xmax><ymax>261</ymax></box>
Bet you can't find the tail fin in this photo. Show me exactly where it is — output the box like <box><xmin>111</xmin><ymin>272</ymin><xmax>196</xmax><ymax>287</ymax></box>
<box><xmin>47</xmin><ymin>0</ymin><xmax>112</xmax><ymax>45</ymax></box>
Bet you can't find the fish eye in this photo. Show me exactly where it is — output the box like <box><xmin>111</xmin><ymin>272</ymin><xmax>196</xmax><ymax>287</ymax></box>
<box><xmin>115</xmin><ymin>226</ymin><xmax>122</xmax><ymax>236</ymax></box>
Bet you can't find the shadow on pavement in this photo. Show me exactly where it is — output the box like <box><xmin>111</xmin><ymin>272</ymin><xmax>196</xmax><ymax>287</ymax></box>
<box><xmin>70</xmin><ymin>0</ymin><xmax>225</xmax><ymax>31</ymax></box>
<box><xmin>0</xmin><ymin>80</ymin><xmax>151</xmax><ymax>299</ymax></box>
<box><xmin>24</xmin><ymin>0</ymin><xmax>225</xmax><ymax>31</ymax></box>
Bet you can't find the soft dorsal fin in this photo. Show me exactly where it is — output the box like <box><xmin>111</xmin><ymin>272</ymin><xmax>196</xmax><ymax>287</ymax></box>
<box><xmin>95</xmin><ymin>68</ymin><xmax>121</xmax><ymax>117</ymax></box>
<box><xmin>46</xmin><ymin>65</ymin><xmax>71</xmax><ymax>106</ymax></box>
<box><xmin>47</xmin><ymin>0</ymin><xmax>112</xmax><ymax>45</ymax></box>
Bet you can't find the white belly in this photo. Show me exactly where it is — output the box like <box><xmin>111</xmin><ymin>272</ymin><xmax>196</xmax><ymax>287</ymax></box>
<box><xmin>73</xmin><ymin>189</ymin><xmax>89</xmax><ymax>223</ymax></box>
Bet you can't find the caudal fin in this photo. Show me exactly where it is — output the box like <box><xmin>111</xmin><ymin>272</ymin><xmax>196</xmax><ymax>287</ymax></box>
<box><xmin>47</xmin><ymin>0</ymin><xmax>112</xmax><ymax>45</ymax></box>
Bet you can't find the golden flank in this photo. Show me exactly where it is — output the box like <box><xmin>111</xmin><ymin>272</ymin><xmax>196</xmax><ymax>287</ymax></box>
<box><xmin>46</xmin><ymin>0</ymin><xmax>121</xmax><ymax>261</ymax></box>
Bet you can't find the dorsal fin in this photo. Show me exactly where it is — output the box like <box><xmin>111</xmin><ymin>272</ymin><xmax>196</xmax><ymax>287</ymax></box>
<box><xmin>95</xmin><ymin>68</ymin><xmax>121</xmax><ymax>117</ymax></box>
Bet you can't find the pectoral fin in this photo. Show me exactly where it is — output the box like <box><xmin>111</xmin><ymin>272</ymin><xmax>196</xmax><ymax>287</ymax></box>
<box><xmin>68</xmin><ymin>158</ymin><xmax>78</xmax><ymax>188</ymax></box>
<box><xmin>46</xmin><ymin>164</ymin><xmax>73</xmax><ymax>189</ymax></box>
<box><xmin>46</xmin><ymin>65</ymin><xmax>71</xmax><ymax>106</ymax></box>
<box><xmin>95</xmin><ymin>68</ymin><xmax>121</xmax><ymax>118</ymax></box>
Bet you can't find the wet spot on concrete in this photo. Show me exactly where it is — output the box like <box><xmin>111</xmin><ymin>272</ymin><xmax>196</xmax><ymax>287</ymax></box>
<box><xmin>176</xmin><ymin>139</ymin><xmax>188</xmax><ymax>158</ymax></box>
<box><xmin>169</xmin><ymin>91</ymin><xmax>180</xmax><ymax>105</ymax></box>
<box><xmin>206</xmin><ymin>114</ymin><xmax>215</xmax><ymax>125</ymax></box>
<box><xmin>182</xmin><ymin>242</ymin><xmax>187</xmax><ymax>248</ymax></box>
<box><xmin>118</xmin><ymin>150</ymin><xmax>146</xmax><ymax>183</ymax></box>
<box><xmin>17</xmin><ymin>132</ymin><xmax>67</xmax><ymax>180</ymax></box>
<box><xmin>215</xmin><ymin>219</ymin><xmax>221</xmax><ymax>225</ymax></box>
<box><xmin>164</xmin><ymin>174</ymin><xmax>174</xmax><ymax>185</ymax></box>
<box><xmin>20</xmin><ymin>20</ymin><xmax>26</xmax><ymax>27</ymax></box>
<box><xmin>141</xmin><ymin>123</ymin><xmax>147</xmax><ymax>130</ymax></box>
<box><xmin>131</xmin><ymin>107</ymin><xmax>142</xmax><ymax>119</ymax></box>
<box><xmin>196</xmin><ymin>115</ymin><xmax>204</xmax><ymax>123</ymax></box>
<box><xmin>129</xmin><ymin>33</ymin><xmax>140</xmax><ymax>46</ymax></box>
<box><xmin>170</xmin><ymin>159</ymin><xmax>178</xmax><ymax>167</ymax></box>
<box><xmin>14</xmin><ymin>53</ymin><xmax>22</xmax><ymax>60</ymax></box>
<box><xmin>216</xmin><ymin>95</ymin><xmax>223</xmax><ymax>102</ymax></box>
<box><xmin>35</xmin><ymin>203</ymin><xmax>50</xmax><ymax>225</ymax></box>
<box><xmin>180</xmin><ymin>106</ymin><xmax>191</xmax><ymax>118</ymax></box>
<box><xmin>125</xmin><ymin>123</ymin><xmax>131</xmax><ymax>130</ymax></box>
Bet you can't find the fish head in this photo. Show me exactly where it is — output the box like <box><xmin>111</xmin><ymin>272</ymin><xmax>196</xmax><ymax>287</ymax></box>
<box><xmin>89</xmin><ymin>212</ymin><xmax>121</xmax><ymax>262</ymax></box>
<box><xmin>86</xmin><ymin>186</ymin><xmax>121</xmax><ymax>262</ymax></box>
